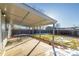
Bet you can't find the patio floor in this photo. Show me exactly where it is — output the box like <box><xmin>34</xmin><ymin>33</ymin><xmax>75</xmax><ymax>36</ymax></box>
<box><xmin>1</xmin><ymin>36</ymin><xmax>54</xmax><ymax>56</ymax></box>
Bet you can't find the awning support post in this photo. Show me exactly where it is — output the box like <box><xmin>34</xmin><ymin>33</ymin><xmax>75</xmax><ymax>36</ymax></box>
<box><xmin>8</xmin><ymin>19</ymin><xmax>13</xmax><ymax>38</ymax></box>
<box><xmin>51</xmin><ymin>23</ymin><xmax>57</xmax><ymax>56</ymax></box>
<box><xmin>39</xmin><ymin>26</ymin><xmax>41</xmax><ymax>38</ymax></box>
<box><xmin>37</xmin><ymin>26</ymin><xmax>39</xmax><ymax>34</ymax></box>
<box><xmin>0</xmin><ymin>9</ymin><xmax>3</xmax><ymax>50</ymax></box>
<box><xmin>28</xmin><ymin>26</ymin><xmax>30</xmax><ymax>36</ymax></box>
<box><xmin>32</xmin><ymin>27</ymin><xmax>34</xmax><ymax>35</ymax></box>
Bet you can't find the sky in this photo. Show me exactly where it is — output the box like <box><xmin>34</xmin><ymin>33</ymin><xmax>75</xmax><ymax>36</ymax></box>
<box><xmin>27</xmin><ymin>3</ymin><xmax>79</xmax><ymax>28</ymax></box>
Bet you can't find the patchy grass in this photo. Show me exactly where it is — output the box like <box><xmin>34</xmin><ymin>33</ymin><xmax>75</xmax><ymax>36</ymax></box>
<box><xmin>33</xmin><ymin>34</ymin><xmax>79</xmax><ymax>50</ymax></box>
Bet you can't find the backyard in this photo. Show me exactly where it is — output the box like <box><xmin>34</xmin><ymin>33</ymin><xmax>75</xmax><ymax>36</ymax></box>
<box><xmin>33</xmin><ymin>34</ymin><xmax>79</xmax><ymax>50</ymax></box>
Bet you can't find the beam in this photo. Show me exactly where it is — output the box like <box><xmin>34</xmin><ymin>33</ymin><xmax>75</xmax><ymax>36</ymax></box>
<box><xmin>28</xmin><ymin>19</ymin><xmax>45</xmax><ymax>26</ymax></box>
<box><xmin>19</xmin><ymin>12</ymin><xmax>30</xmax><ymax>26</ymax></box>
<box><xmin>31</xmin><ymin>21</ymin><xmax>53</xmax><ymax>27</ymax></box>
<box><xmin>27</xmin><ymin>16</ymin><xmax>53</xmax><ymax>27</ymax></box>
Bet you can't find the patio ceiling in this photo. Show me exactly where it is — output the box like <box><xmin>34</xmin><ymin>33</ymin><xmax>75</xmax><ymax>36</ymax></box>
<box><xmin>0</xmin><ymin>3</ymin><xmax>57</xmax><ymax>27</ymax></box>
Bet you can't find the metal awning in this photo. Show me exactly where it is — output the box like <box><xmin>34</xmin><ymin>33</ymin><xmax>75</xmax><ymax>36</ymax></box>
<box><xmin>0</xmin><ymin>3</ymin><xmax>57</xmax><ymax>27</ymax></box>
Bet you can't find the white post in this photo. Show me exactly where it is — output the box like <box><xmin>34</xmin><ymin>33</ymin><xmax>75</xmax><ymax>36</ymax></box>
<box><xmin>32</xmin><ymin>27</ymin><xmax>35</xmax><ymax>35</ymax></box>
<box><xmin>8</xmin><ymin>20</ymin><xmax>13</xmax><ymax>39</ymax></box>
<box><xmin>28</xmin><ymin>26</ymin><xmax>30</xmax><ymax>36</ymax></box>
<box><xmin>37</xmin><ymin>26</ymin><xmax>39</xmax><ymax>34</ymax></box>
<box><xmin>2</xmin><ymin>13</ymin><xmax>8</xmax><ymax>49</ymax></box>
<box><xmin>51</xmin><ymin>24</ymin><xmax>57</xmax><ymax>56</ymax></box>
<box><xmin>40</xmin><ymin>26</ymin><xmax>41</xmax><ymax>38</ymax></box>
<box><xmin>0</xmin><ymin>9</ymin><xmax>3</xmax><ymax>50</ymax></box>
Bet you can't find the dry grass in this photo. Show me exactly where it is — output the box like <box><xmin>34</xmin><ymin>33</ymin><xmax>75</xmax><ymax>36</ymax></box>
<box><xmin>33</xmin><ymin>34</ymin><xmax>79</xmax><ymax>50</ymax></box>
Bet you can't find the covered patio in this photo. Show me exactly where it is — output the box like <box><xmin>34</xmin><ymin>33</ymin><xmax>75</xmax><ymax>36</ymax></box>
<box><xmin>0</xmin><ymin>3</ymin><xmax>57</xmax><ymax>56</ymax></box>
